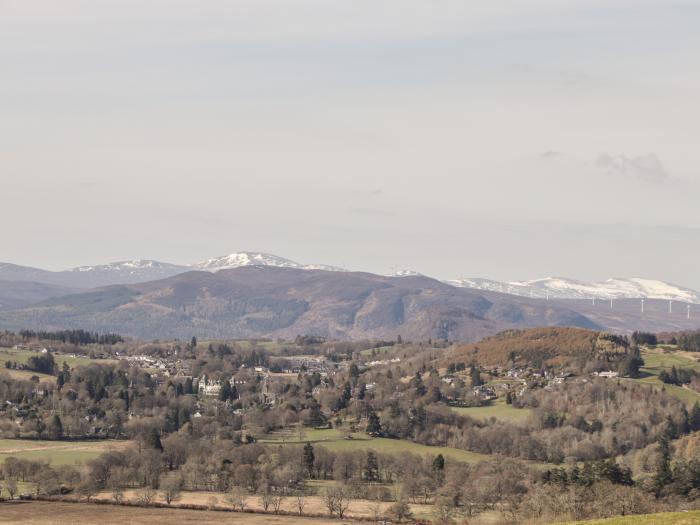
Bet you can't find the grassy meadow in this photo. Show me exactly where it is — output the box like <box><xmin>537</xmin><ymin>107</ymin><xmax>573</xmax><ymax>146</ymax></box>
<box><xmin>261</xmin><ymin>427</ymin><xmax>491</xmax><ymax>464</ymax></box>
<box><xmin>450</xmin><ymin>398</ymin><xmax>533</xmax><ymax>424</ymax></box>
<box><xmin>0</xmin><ymin>346</ymin><xmax>116</xmax><ymax>370</ymax></box>
<box><xmin>630</xmin><ymin>347</ymin><xmax>700</xmax><ymax>405</ymax></box>
<box><xmin>0</xmin><ymin>439</ymin><xmax>130</xmax><ymax>466</ymax></box>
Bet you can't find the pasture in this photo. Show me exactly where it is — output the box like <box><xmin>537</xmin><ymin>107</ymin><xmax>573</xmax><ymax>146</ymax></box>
<box><xmin>0</xmin><ymin>439</ymin><xmax>130</xmax><ymax>466</ymax></box>
<box><xmin>641</xmin><ymin>347</ymin><xmax>700</xmax><ymax>375</ymax></box>
<box><xmin>631</xmin><ymin>348</ymin><xmax>700</xmax><ymax>405</ymax></box>
<box><xmin>450</xmin><ymin>398</ymin><xmax>533</xmax><ymax>424</ymax></box>
<box><xmin>261</xmin><ymin>427</ymin><xmax>491</xmax><ymax>464</ymax></box>
<box><xmin>0</xmin><ymin>347</ymin><xmax>115</xmax><ymax>371</ymax></box>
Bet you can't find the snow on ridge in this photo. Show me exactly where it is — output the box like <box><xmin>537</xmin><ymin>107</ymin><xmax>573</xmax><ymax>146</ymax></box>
<box><xmin>192</xmin><ymin>252</ymin><xmax>344</xmax><ymax>273</ymax></box>
<box><xmin>71</xmin><ymin>260</ymin><xmax>185</xmax><ymax>273</ymax></box>
<box><xmin>392</xmin><ymin>269</ymin><xmax>423</xmax><ymax>277</ymax></box>
<box><xmin>449</xmin><ymin>276</ymin><xmax>700</xmax><ymax>303</ymax></box>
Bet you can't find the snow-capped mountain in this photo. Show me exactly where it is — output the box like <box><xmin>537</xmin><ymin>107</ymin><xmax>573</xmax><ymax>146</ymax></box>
<box><xmin>3</xmin><ymin>252</ymin><xmax>699</xmax><ymax>304</ymax></box>
<box><xmin>72</xmin><ymin>259</ymin><xmax>188</xmax><ymax>276</ymax></box>
<box><xmin>449</xmin><ymin>276</ymin><xmax>700</xmax><ymax>304</ymax></box>
<box><xmin>65</xmin><ymin>260</ymin><xmax>189</xmax><ymax>286</ymax></box>
<box><xmin>392</xmin><ymin>269</ymin><xmax>424</xmax><ymax>277</ymax></box>
<box><xmin>191</xmin><ymin>252</ymin><xmax>345</xmax><ymax>273</ymax></box>
<box><xmin>0</xmin><ymin>252</ymin><xmax>344</xmax><ymax>289</ymax></box>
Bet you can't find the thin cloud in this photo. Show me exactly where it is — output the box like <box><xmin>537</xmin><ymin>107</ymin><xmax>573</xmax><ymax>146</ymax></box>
<box><xmin>347</xmin><ymin>207</ymin><xmax>393</xmax><ymax>217</ymax></box>
<box><xmin>595</xmin><ymin>153</ymin><xmax>670</xmax><ymax>183</ymax></box>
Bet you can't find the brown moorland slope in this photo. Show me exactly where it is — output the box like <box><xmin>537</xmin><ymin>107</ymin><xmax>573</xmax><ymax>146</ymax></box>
<box><xmin>445</xmin><ymin>326</ymin><xmax>630</xmax><ymax>368</ymax></box>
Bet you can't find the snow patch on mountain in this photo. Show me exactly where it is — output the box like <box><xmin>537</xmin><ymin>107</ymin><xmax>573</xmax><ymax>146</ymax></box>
<box><xmin>392</xmin><ymin>269</ymin><xmax>423</xmax><ymax>277</ymax></box>
<box><xmin>72</xmin><ymin>260</ymin><xmax>187</xmax><ymax>274</ymax></box>
<box><xmin>448</xmin><ymin>276</ymin><xmax>700</xmax><ymax>304</ymax></box>
<box><xmin>192</xmin><ymin>252</ymin><xmax>344</xmax><ymax>272</ymax></box>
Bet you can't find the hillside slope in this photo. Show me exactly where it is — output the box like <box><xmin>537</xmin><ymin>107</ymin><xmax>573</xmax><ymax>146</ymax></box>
<box><xmin>0</xmin><ymin>267</ymin><xmax>598</xmax><ymax>341</ymax></box>
<box><xmin>445</xmin><ymin>326</ymin><xmax>629</xmax><ymax>368</ymax></box>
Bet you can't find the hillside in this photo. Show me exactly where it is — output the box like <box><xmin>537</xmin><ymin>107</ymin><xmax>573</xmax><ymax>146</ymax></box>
<box><xmin>445</xmin><ymin>326</ymin><xmax>629</xmax><ymax>368</ymax></box>
<box><xmin>0</xmin><ymin>280</ymin><xmax>78</xmax><ymax>310</ymax></box>
<box><xmin>0</xmin><ymin>267</ymin><xmax>597</xmax><ymax>341</ymax></box>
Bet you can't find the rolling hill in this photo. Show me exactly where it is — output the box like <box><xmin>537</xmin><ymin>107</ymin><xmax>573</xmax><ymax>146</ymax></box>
<box><xmin>0</xmin><ymin>267</ymin><xmax>598</xmax><ymax>341</ymax></box>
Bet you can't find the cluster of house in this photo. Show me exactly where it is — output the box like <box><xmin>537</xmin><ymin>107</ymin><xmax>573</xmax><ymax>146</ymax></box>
<box><xmin>277</xmin><ymin>357</ymin><xmax>338</xmax><ymax>375</ymax></box>
<box><xmin>116</xmin><ymin>353</ymin><xmax>192</xmax><ymax>377</ymax></box>
<box><xmin>364</xmin><ymin>357</ymin><xmax>401</xmax><ymax>368</ymax></box>
<box><xmin>196</xmin><ymin>371</ymin><xmax>277</xmax><ymax>406</ymax></box>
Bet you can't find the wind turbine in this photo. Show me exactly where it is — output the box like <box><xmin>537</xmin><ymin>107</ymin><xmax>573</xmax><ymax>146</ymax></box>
<box><xmin>641</xmin><ymin>298</ymin><xmax>645</xmax><ymax>313</ymax></box>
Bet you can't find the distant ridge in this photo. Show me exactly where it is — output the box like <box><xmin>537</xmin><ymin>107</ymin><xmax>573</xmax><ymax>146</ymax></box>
<box><xmin>448</xmin><ymin>276</ymin><xmax>700</xmax><ymax>304</ymax></box>
<box><xmin>1</xmin><ymin>252</ymin><xmax>698</xmax><ymax>304</ymax></box>
<box><xmin>192</xmin><ymin>252</ymin><xmax>344</xmax><ymax>273</ymax></box>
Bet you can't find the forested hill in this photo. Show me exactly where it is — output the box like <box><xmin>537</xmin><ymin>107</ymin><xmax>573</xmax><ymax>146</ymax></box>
<box><xmin>0</xmin><ymin>266</ymin><xmax>597</xmax><ymax>341</ymax></box>
<box><xmin>445</xmin><ymin>327</ymin><xmax>631</xmax><ymax>369</ymax></box>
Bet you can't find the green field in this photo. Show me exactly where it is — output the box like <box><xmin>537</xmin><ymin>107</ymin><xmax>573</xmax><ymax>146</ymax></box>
<box><xmin>561</xmin><ymin>510</ymin><xmax>700</xmax><ymax>524</ymax></box>
<box><xmin>0</xmin><ymin>347</ymin><xmax>116</xmax><ymax>375</ymax></box>
<box><xmin>631</xmin><ymin>348</ymin><xmax>700</xmax><ymax>405</ymax></box>
<box><xmin>450</xmin><ymin>398</ymin><xmax>533</xmax><ymax>424</ymax></box>
<box><xmin>0</xmin><ymin>439</ymin><xmax>130</xmax><ymax>466</ymax></box>
<box><xmin>641</xmin><ymin>348</ymin><xmax>700</xmax><ymax>375</ymax></box>
<box><xmin>261</xmin><ymin>427</ymin><xmax>491</xmax><ymax>464</ymax></box>
<box><xmin>359</xmin><ymin>346</ymin><xmax>394</xmax><ymax>357</ymax></box>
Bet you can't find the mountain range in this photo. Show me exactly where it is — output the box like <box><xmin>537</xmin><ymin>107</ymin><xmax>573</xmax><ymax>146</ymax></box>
<box><xmin>2</xmin><ymin>253</ymin><xmax>698</xmax><ymax>303</ymax></box>
<box><xmin>448</xmin><ymin>276</ymin><xmax>700</xmax><ymax>304</ymax></box>
<box><xmin>0</xmin><ymin>252</ymin><xmax>698</xmax><ymax>340</ymax></box>
<box><xmin>0</xmin><ymin>253</ymin><xmax>344</xmax><ymax>290</ymax></box>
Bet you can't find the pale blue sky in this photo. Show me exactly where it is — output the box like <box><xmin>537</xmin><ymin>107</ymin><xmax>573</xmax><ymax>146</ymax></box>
<box><xmin>1</xmin><ymin>1</ymin><xmax>699</xmax><ymax>286</ymax></box>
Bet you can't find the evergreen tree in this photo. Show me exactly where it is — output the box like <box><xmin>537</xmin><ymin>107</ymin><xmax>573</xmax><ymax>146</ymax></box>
<box><xmin>366</xmin><ymin>412</ymin><xmax>382</xmax><ymax>435</ymax></box>
<box><xmin>48</xmin><ymin>415</ymin><xmax>63</xmax><ymax>439</ymax></box>
<box><xmin>306</xmin><ymin>402</ymin><xmax>325</xmax><ymax>427</ymax></box>
<box><xmin>303</xmin><ymin>442</ymin><xmax>315</xmax><ymax>479</ymax></box>
<box><xmin>470</xmin><ymin>364</ymin><xmax>483</xmax><ymax>387</ymax></box>
<box><xmin>432</xmin><ymin>454</ymin><xmax>445</xmax><ymax>484</ymax></box>
<box><xmin>145</xmin><ymin>428</ymin><xmax>164</xmax><ymax>452</ymax></box>
<box><xmin>690</xmin><ymin>402</ymin><xmax>700</xmax><ymax>432</ymax></box>
<box><xmin>357</xmin><ymin>383</ymin><xmax>366</xmax><ymax>400</ymax></box>
<box><xmin>219</xmin><ymin>380</ymin><xmax>232</xmax><ymax>402</ymax></box>
<box><xmin>410</xmin><ymin>372</ymin><xmax>426</xmax><ymax>396</ymax></box>
<box><xmin>654</xmin><ymin>434</ymin><xmax>673</xmax><ymax>495</ymax></box>
<box><xmin>364</xmin><ymin>451</ymin><xmax>379</xmax><ymax>482</ymax></box>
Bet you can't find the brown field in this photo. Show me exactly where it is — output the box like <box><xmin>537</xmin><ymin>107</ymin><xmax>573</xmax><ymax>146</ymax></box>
<box><xmin>87</xmin><ymin>488</ymin><xmax>437</xmax><ymax>521</ymax></box>
<box><xmin>0</xmin><ymin>500</ymin><xmax>359</xmax><ymax>525</ymax></box>
<box><xmin>447</xmin><ymin>327</ymin><xmax>607</xmax><ymax>367</ymax></box>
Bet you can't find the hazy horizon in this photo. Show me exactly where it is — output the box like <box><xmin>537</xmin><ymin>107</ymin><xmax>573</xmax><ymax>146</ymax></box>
<box><xmin>3</xmin><ymin>1</ymin><xmax>699</xmax><ymax>287</ymax></box>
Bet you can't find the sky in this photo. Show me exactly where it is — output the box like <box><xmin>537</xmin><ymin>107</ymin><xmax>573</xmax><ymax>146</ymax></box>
<box><xmin>2</xmin><ymin>1</ymin><xmax>700</xmax><ymax>287</ymax></box>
